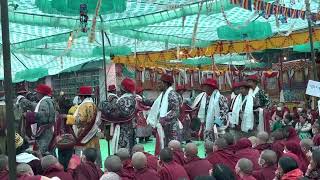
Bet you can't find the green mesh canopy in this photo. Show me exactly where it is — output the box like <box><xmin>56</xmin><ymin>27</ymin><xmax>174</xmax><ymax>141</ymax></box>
<box><xmin>0</xmin><ymin>0</ymin><xmax>318</xmax><ymax>81</ymax></box>
<box><xmin>293</xmin><ymin>42</ymin><xmax>320</xmax><ymax>52</ymax></box>
<box><xmin>14</xmin><ymin>67</ymin><xmax>48</xmax><ymax>82</ymax></box>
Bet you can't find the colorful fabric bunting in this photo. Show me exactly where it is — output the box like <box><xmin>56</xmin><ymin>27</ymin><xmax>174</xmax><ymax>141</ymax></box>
<box><xmin>254</xmin><ymin>0</ymin><xmax>263</xmax><ymax>10</ymax></box>
<box><xmin>265</xmin><ymin>3</ymin><xmax>273</xmax><ymax>16</ymax></box>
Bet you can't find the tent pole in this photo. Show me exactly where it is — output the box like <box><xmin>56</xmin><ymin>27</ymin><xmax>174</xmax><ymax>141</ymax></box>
<box><xmin>0</xmin><ymin>0</ymin><xmax>17</xmax><ymax>179</ymax></box>
<box><xmin>305</xmin><ymin>0</ymin><xmax>318</xmax><ymax>81</ymax></box>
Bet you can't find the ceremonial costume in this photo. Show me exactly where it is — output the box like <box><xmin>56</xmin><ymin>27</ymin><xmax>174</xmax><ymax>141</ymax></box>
<box><xmin>26</xmin><ymin>84</ymin><xmax>55</xmax><ymax>154</ymax></box>
<box><xmin>66</xmin><ymin>86</ymin><xmax>101</xmax><ymax>156</ymax></box>
<box><xmin>176</xmin><ymin>86</ymin><xmax>192</xmax><ymax>143</ymax></box>
<box><xmin>191</xmin><ymin>79</ymin><xmax>229</xmax><ymax>141</ymax></box>
<box><xmin>101</xmin><ymin>78</ymin><xmax>136</xmax><ymax>153</ymax></box>
<box><xmin>147</xmin><ymin>74</ymin><xmax>181</xmax><ymax>155</ymax></box>
<box><xmin>230</xmin><ymin>82</ymin><xmax>255</xmax><ymax>133</ymax></box>
<box><xmin>246</xmin><ymin>75</ymin><xmax>271</xmax><ymax>132</ymax></box>
<box><xmin>135</xmin><ymin>86</ymin><xmax>153</xmax><ymax>141</ymax></box>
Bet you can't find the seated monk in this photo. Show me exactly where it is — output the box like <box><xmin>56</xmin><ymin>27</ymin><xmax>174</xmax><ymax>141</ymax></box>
<box><xmin>41</xmin><ymin>155</ymin><xmax>73</xmax><ymax>180</ymax></box>
<box><xmin>100</xmin><ymin>172</ymin><xmax>120</xmax><ymax>180</ymax></box>
<box><xmin>132</xmin><ymin>152</ymin><xmax>160</xmax><ymax>180</ymax></box>
<box><xmin>0</xmin><ymin>155</ymin><xmax>8</xmax><ymax>180</ymax></box>
<box><xmin>168</xmin><ymin>140</ymin><xmax>185</xmax><ymax>165</ymax></box>
<box><xmin>104</xmin><ymin>155</ymin><xmax>133</xmax><ymax>180</ymax></box>
<box><xmin>235</xmin><ymin>158</ymin><xmax>256</xmax><ymax>180</ymax></box>
<box><xmin>206</xmin><ymin>137</ymin><xmax>239</xmax><ymax>172</ymax></box>
<box><xmin>252</xmin><ymin>150</ymin><xmax>277</xmax><ymax>180</ymax></box>
<box><xmin>234</xmin><ymin>138</ymin><xmax>260</xmax><ymax>171</ymax></box>
<box><xmin>132</xmin><ymin>144</ymin><xmax>158</xmax><ymax>171</ymax></box>
<box><xmin>73</xmin><ymin>148</ymin><xmax>103</xmax><ymax>180</ymax></box>
<box><xmin>184</xmin><ymin>143</ymin><xmax>211</xmax><ymax>180</ymax></box>
<box><xmin>204</xmin><ymin>140</ymin><xmax>214</xmax><ymax>158</ymax></box>
<box><xmin>254</xmin><ymin>132</ymin><xmax>272</xmax><ymax>153</ymax></box>
<box><xmin>223</xmin><ymin>133</ymin><xmax>236</xmax><ymax>153</ymax></box>
<box><xmin>158</xmin><ymin>148</ymin><xmax>189</xmax><ymax>180</ymax></box>
<box><xmin>116</xmin><ymin>148</ymin><xmax>134</xmax><ymax>175</ymax></box>
<box><xmin>16</xmin><ymin>163</ymin><xmax>48</xmax><ymax>180</ymax></box>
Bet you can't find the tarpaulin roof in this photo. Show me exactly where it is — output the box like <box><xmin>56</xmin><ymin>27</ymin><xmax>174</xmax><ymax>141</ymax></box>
<box><xmin>0</xmin><ymin>0</ymin><xmax>319</xmax><ymax>81</ymax></box>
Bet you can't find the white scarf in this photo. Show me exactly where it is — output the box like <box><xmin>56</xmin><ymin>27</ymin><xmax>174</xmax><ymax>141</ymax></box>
<box><xmin>249</xmin><ymin>86</ymin><xmax>260</xmax><ymax>97</ymax></box>
<box><xmin>240</xmin><ymin>94</ymin><xmax>254</xmax><ymax>132</ymax></box>
<box><xmin>249</xmin><ymin>86</ymin><xmax>265</xmax><ymax>132</ymax></box>
<box><xmin>196</xmin><ymin>91</ymin><xmax>221</xmax><ymax>131</ymax></box>
<box><xmin>147</xmin><ymin>87</ymin><xmax>173</xmax><ymax>150</ymax></box>
<box><xmin>31</xmin><ymin>96</ymin><xmax>51</xmax><ymax>136</ymax></box>
<box><xmin>16</xmin><ymin>95</ymin><xmax>25</xmax><ymax>105</ymax></box>
<box><xmin>16</xmin><ymin>153</ymin><xmax>39</xmax><ymax>163</ymax></box>
<box><xmin>111</xmin><ymin>93</ymin><xmax>134</xmax><ymax>154</ymax></box>
<box><xmin>231</xmin><ymin>95</ymin><xmax>242</xmax><ymax>126</ymax></box>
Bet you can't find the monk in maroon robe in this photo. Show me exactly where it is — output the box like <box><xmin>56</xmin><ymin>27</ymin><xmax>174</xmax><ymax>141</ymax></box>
<box><xmin>158</xmin><ymin>148</ymin><xmax>189</xmax><ymax>180</ymax></box>
<box><xmin>41</xmin><ymin>155</ymin><xmax>73</xmax><ymax>180</ymax></box>
<box><xmin>284</xmin><ymin>126</ymin><xmax>300</xmax><ymax>144</ymax></box>
<box><xmin>234</xmin><ymin>138</ymin><xmax>260</xmax><ymax>170</ymax></box>
<box><xmin>285</xmin><ymin>141</ymin><xmax>308</xmax><ymax>173</ymax></box>
<box><xmin>16</xmin><ymin>163</ymin><xmax>44</xmax><ymax>180</ymax></box>
<box><xmin>224</xmin><ymin>133</ymin><xmax>236</xmax><ymax>153</ymax></box>
<box><xmin>206</xmin><ymin>138</ymin><xmax>239</xmax><ymax>172</ymax></box>
<box><xmin>104</xmin><ymin>155</ymin><xmax>134</xmax><ymax>180</ymax></box>
<box><xmin>254</xmin><ymin>132</ymin><xmax>272</xmax><ymax>153</ymax></box>
<box><xmin>235</xmin><ymin>158</ymin><xmax>257</xmax><ymax>180</ymax></box>
<box><xmin>184</xmin><ymin>143</ymin><xmax>211</xmax><ymax>180</ymax></box>
<box><xmin>132</xmin><ymin>144</ymin><xmax>158</xmax><ymax>171</ymax></box>
<box><xmin>72</xmin><ymin>148</ymin><xmax>103</xmax><ymax>180</ymax></box>
<box><xmin>132</xmin><ymin>152</ymin><xmax>160</xmax><ymax>180</ymax></box>
<box><xmin>252</xmin><ymin>150</ymin><xmax>277</xmax><ymax>180</ymax></box>
<box><xmin>0</xmin><ymin>155</ymin><xmax>8</xmax><ymax>180</ymax></box>
<box><xmin>116</xmin><ymin>148</ymin><xmax>134</xmax><ymax>175</ymax></box>
<box><xmin>168</xmin><ymin>140</ymin><xmax>185</xmax><ymax>165</ymax></box>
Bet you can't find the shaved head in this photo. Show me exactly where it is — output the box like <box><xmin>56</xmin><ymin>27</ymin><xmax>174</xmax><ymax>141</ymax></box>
<box><xmin>185</xmin><ymin>143</ymin><xmax>198</xmax><ymax>157</ymax></box>
<box><xmin>237</xmin><ymin>158</ymin><xmax>253</xmax><ymax>174</ymax></box>
<box><xmin>116</xmin><ymin>148</ymin><xmax>130</xmax><ymax>161</ymax></box>
<box><xmin>41</xmin><ymin>155</ymin><xmax>59</xmax><ymax>171</ymax></box>
<box><xmin>248</xmin><ymin>136</ymin><xmax>257</xmax><ymax>147</ymax></box>
<box><xmin>168</xmin><ymin>140</ymin><xmax>181</xmax><ymax>151</ymax></box>
<box><xmin>257</xmin><ymin>132</ymin><xmax>269</xmax><ymax>144</ymax></box>
<box><xmin>17</xmin><ymin>163</ymin><xmax>34</xmax><ymax>176</ymax></box>
<box><xmin>260</xmin><ymin>150</ymin><xmax>277</xmax><ymax>166</ymax></box>
<box><xmin>205</xmin><ymin>141</ymin><xmax>214</xmax><ymax>155</ymax></box>
<box><xmin>104</xmin><ymin>155</ymin><xmax>123</xmax><ymax>173</ymax></box>
<box><xmin>300</xmin><ymin>138</ymin><xmax>314</xmax><ymax>151</ymax></box>
<box><xmin>132</xmin><ymin>152</ymin><xmax>147</xmax><ymax>170</ymax></box>
<box><xmin>132</xmin><ymin>144</ymin><xmax>145</xmax><ymax>154</ymax></box>
<box><xmin>100</xmin><ymin>172</ymin><xmax>120</xmax><ymax>180</ymax></box>
<box><xmin>223</xmin><ymin>133</ymin><xmax>235</xmax><ymax>145</ymax></box>
<box><xmin>214</xmin><ymin>138</ymin><xmax>228</xmax><ymax>150</ymax></box>
<box><xmin>160</xmin><ymin>147</ymin><xmax>173</xmax><ymax>163</ymax></box>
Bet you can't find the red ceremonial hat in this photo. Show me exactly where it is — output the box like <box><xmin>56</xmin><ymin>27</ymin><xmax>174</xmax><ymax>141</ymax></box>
<box><xmin>121</xmin><ymin>78</ymin><xmax>136</xmax><ymax>93</ymax></box>
<box><xmin>202</xmin><ymin>78</ymin><xmax>218</xmax><ymax>89</ymax></box>
<box><xmin>246</xmin><ymin>75</ymin><xmax>260</xmax><ymax>82</ymax></box>
<box><xmin>108</xmin><ymin>85</ymin><xmax>116</xmax><ymax>92</ymax></box>
<box><xmin>232</xmin><ymin>82</ymin><xmax>241</xmax><ymax>89</ymax></box>
<box><xmin>136</xmin><ymin>86</ymin><xmax>144</xmax><ymax>94</ymax></box>
<box><xmin>34</xmin><ymin>84</ymin><xmax>52</xmax><ymax>96</ymax></box>
<box><xmin>176</xmin><ymin>85</ymin><xmax>186</xmax><ymax>92</ymax></box>
<box><xmin>160</xmin><ymin>74</ymin><xmax>174</xmax><ymax>83</ymax></box>
<box><xmin>78</xmin><ymin>86</ymin><xmax>93</xmax><ymax>96</ymax></box>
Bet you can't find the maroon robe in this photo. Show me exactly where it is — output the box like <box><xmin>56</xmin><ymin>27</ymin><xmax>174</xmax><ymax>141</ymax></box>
<box><xmin>17</xmin><ymin>175</ymin><xmax>41</xmax><ymax>180</ymax></box>
<box><xmin>143</xmin><ymin>152</ymin><xmax>158</xmax><ymax>171</ymax></box>
<box><xmin>237</xmin><ymin>175</ymin><xmax>256</xmax><ymax>180</ymax></box>
<box><xmin>235</xmin><ymin>138</ymin><xmax>260</xmax><ymax>170</ymax></box>
<box><xmin>122</xmin><ymin>159</ymin><xmax>134</xmax><ymax>175</ymax></box>
<box><xmin>254</xmin><ymin>143</ymin><xmax>272</xmax><ymax>153</ymax></box>
<box><xmin>271</xmin><ymin>141</ymin><xmax>285</xmax><ymax>161</ymax></box>
<box><xmin>116</xmin><ymin>170</ymin><xmax>134</xmax><ymax>180</ymax></box>
<box><xmin>172</xmin><ymin>149</ymin><xmax>185</xmax><ymax>165</ymax></box>
<box><xmin>206</xmin><ymin>149</ymin><xmax>239</xmax><ymax>173</ymax></box>
<box><xmin>158</xmin><ymin>161</ymin><xmax>189</xmax><ymax>180</ymax></box>
<box><xmin>313</xmin><ymin>134</ymin><xmax>320</xmax><ymax>146</ymax></box>
<box><xmin>252</xmin><ymin>165</ymin><xmax>277</xmax><ymax>180</ymax></box>
<box><xmin>225</xmin><ymin>144</ymin><xmax>236</xmax><ymax>153</ymax></box>
<box><xmin>42</xmin><ymin>164</ymin><xmax>73</xmax><ymax>180</ymax></box>
<box><xmin>286</xmin><ymin>127</ymin><xmax>301</xmax><ymax>144</ymax></box>
<box><xmin>183</xmin><ymin>156</ymin><xmax>211</xmax><ymax>180</ymax></box>
<box><xmin>0</xmin><ymin>170</ymin><xmax>8</xmax><ymax>180</ymax></box>
<box><xmin>133</xmin><ymin>168</ymin><xmax>160</xmax><ymax>180</ymax></box>
<box><xmin>73</xmin><ymin>161</ymin><xmax>103</xmax><ymax>180</ymax></box>
<box><xmin>285</xmin><ymin>141</ymin><xmax>308</xmax><ymax>173</ymax></box>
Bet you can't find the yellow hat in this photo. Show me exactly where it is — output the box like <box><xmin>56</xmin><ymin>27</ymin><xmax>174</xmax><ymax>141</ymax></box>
<box><xmin>15</xmin><ymin>133</ymin><xmax>23</xmax><ymax>149</ymax></box>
